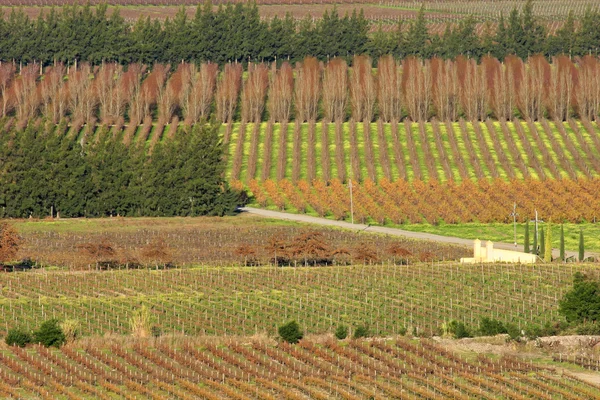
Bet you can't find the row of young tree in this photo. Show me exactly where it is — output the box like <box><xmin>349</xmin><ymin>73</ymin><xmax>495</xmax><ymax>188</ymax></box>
<box><xmin>1</xmin><ymin>54</ymin><xmax>598</xmax><ymax>126</ymax></box>
<box><xmin>1</xmin><ymin>1</ymin><xmax>600</xmax><ymax>65</ymax></box>
<box><xmin>0</xmin><ymin>121</ymin><xmax>242</xmax><ymax>218</ymax></box>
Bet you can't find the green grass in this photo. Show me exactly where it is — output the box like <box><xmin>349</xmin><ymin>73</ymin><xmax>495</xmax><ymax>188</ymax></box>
<box><xmin>399</xmin><ymin>222</ymin><xmax>600</xmax><ymax>253</ymax></box>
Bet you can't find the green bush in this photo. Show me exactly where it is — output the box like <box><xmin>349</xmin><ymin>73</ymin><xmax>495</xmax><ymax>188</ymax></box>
<box><xmin>33</xmin><ymin>319</ymin><xmax>66</xmax><ymax>348</ymax></box>
<box><xmin>334</xmin><ymin>325</ymin><xmax>348</xmax><ymax>340</ymax></box>
<box><xmin>5</xmin><ymin>327</ymin><xmax>32</xmax><ymax>347</ymax></box>
<box><xmin>575</xmin><ymin>322</ymin><xmax>600</xmax><ymax>335</ymax></box>
<box><xmin>398</xmin><ymin>326</ymin><xmax>407</xmax><ymax>336</ymax></box>
<box><xmin>278</xmin><ymin>320</ymin><xmax>303</xmax><ymax>344</ymax></box>
<box><xmin>478</xmin><ymin>317</ymin><xmax>507</xmax><ymax>336</ymax></box>
<box><xmin>353</xmin><ymin>324</ymin><xmax>369</xmax><ymax>339</ymax></box>
<box><xmin>447</xmin><ymin>320</ymin><xmax>471</xmax><ymax>339</ymax></box>
<box><xmin>505</xmin><ymin>323</ymin><xmax>522</xmax><ymax>341</ymax></box>
<box><xmin>559</xmin><ymin>272</ymin><xmax>600</xmax><ymax>324</ymax></box>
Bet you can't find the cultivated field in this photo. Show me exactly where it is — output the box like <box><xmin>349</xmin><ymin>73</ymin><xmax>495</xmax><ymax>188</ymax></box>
<box><xmin>14</xmin><ymin>215</ymin><xmax>467</xmax><ymax>267</ymax></box>
<box><xmin>3</xmin><ymin>336</ymin><xmax>600</xmax><ymax>399</ymax></box>
<box><xmin>0</xmin><ymin>258</ymin><xmax>592</xmax><ymax>337</ymax></box>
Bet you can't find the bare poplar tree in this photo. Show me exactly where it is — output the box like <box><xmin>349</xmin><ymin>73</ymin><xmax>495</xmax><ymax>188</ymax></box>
<box><xmin>14</xmin><ymin>63</ymin><xmax>40</xmax><ymax>123</ymax></box>
<box><xmin>96</xmin><ymin>63</ymin><xmax>120</xmax><ymax>124</ymax></box>
<box><xmin>294</xmin><ymin>57</ymin><xmax>321</xmax><ymax>122</ymax></box>
<box><xmin>548</xmin><ymin>56</ymin><xmax>575</xmax><ymax>121</ymax></box>
<box><xmin>402</xmin><ymin>57</ymin><xmax>431</xmax><ymax>121</ymax></box>
<box><xmin>461</xmin><ymin>58</ymin><xmax>487</xmax><ymax>121</ymax></box>
<box><xmin>41</xmin><ymin>63</ymin><xmax>66</xmax><ymax>124</ymax></box>
<box><xmin>322</xmin><ymin>58</ymin><xmax>348</xmax><ymax>122</ymax></box>
<box><xmin>433</xmin><ymin>58</ymin><xmax>458</xmax><ymax>121</ymax></box>
<box><xmin>518</xmin><ymin>56</ymin><xmax>547</xmax><ymax>121</ymax></box>
<box><xmin>0</xmin><ymin>63</ymin><xmax>15</xmax><ymax>118</ymax></box>
<box><xmin>578</xmin><ymin>55</ymin><xmax>600</xmax><ymax>121</ymax></box>
<box><xmin>215</xmin><ymin>63</ymin><xmax>243</xmax><ymax>123</ymax></box>
<box><xmin>125</xmin><ymin>63</ymin><xmax>146</xmax><ymax>127</ymax></box>
<box><xmin>350</xmin><ymin>55</ymin><xmax>375</xmax><ymax>122</ymax></box>
<box><xmin>377</xmin><ymin>55</ymin><xmax>401</xmax><ymax>122</ymax></box>
<box><xmin>268</xmin><ymin>62</ymin><xmax>293</xmax><ymax>122</ymax></box>
<box><xmin>241</xmin><ymin>63</ymin><xmax>269</xmax><ymax>123</ymax></box>
<box><xmin>180</xmin><ymin>62</ymin><xmax>218</xmax><ymax>124</ymax></box>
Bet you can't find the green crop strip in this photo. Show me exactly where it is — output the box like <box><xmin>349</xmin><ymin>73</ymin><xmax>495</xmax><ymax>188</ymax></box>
<box><xmin>327</xmin><ymin>123</ymin><xmax>338</xmax><ymax>180</ymax></box>
<box><xmin>370</xmin><ymin>122</ymin><xmax>385</xmax><ymax>181</ymax></box>
<box><xmin>254</xmin><ymin>122</ymin><xmax>267</xmax><ymax>181</ymax></box>
<box><xmin>464</xmin><ymin>122</ymin><xmax>490</xmax><ymax>177</ymax></box>
<box><xmin>479</xmin><ymin>122</ymin><xmax>508</xmax><ymax>180</ymax></box>
<box><xmin>398</xmin><ymin>123</ymin><xmax>414</xmax><ymax>181</ymax></box>
<box><xmin>410</xmin><ymin>123</ymin><xmax>430</xmax><ymax>181</ymax></box>
<box><xmin>448</xmin><ymin>122</ymin><xmax>475</xmax><ymax>180</ymax></box>
<box><xmin>314</xmin><ymin>124</ymin><xmax>323</xmax><ymax>179</ymax></box>
<box><xmin>437</xmin><ymin>123</ymin><xmax>461</xmax><ymax>182</ymax></box>
<box><xmin>355</xmin><ymin>122</ymin><xmax>370</xmax><ymax>180</ymax></box>
<box><xmin>423</xmin><ymin>122</ymin><xmax>446</xmax><ymax>182</ymax></box>
<box><xmin>299</xmin><ymin>123</ymin><xmax>309</xmax><ymax>180</ymax></box>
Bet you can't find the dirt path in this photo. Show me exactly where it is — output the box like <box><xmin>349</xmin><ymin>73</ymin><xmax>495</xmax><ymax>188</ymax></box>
<box><xmin>241</xmin><ymin>207</ymin><xmax>584</xmax><ymax>259</ymax></box>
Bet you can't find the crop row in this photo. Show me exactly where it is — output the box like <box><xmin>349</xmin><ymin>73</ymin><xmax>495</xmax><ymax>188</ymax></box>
<box><xmin>0</xmin><ymin>263</ymin><xmax>593</xmax><ymax>337</ymax></box>
<box><xmin>1</xmin><ymin>336</ymin><xmax>598</xmax><ymax>399</ymax></box>
<box><xmin>18</xmin><ymin>217</ymin><xmax>468</xmax><ymax>268</ymax></box>
<box><xmin>226</xmin><ymin>119</ymin><xmax>600</xmax><ymax>184</ymax></box>
<box><xmin>244</xmin><ymin>176</ymin><xmax>600</xmax><ymax>224</ymax></box>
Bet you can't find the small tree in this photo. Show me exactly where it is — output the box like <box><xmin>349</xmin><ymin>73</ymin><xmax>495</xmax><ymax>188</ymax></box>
<box><xmin>60</xmin><ymin>319</ymin><xmax>80</xmax><ymax>343</ymax></box>
<box><xmin>539</xmin><ymin>228</ymin><xmax>545</xmax><ymax>258</ymax></box>
<box><xmin>524</xmin><ymin>221</ymin><xmax>530</xmax><ymax>253</ymax></box>
<box><xmin>559</xmin><ymin>272</ymin><xmax>600</xmax><ymax>324</ymax></box>
<box><xmin>446</xmin><ymin>320</ymin><xmax>471</xmax><ymax>339</ymax></box>
<box><xmin>532</xmin><ymin>225</ymin><xmax>538</xmax><ymax>255</ymax></box>
<box><xmin>544</xmin><ymin>222</ymin><xmax>552</xmax><ymax>262</ymax></box>
<box><xmin>0</xmin><ymin>222</ymin><xmax>20</xmax><ymax>264</ymax></box>
<box><xmin>478</xmin><ymin>317</ymin><xmax>507</xmax><ymax>336</ymax></box>
<box><xmin>33</xmin><ymin>319</ymin><xmax>66</xmax><ymax>348</ymax></box>
<box><xmin>278</xmin><ymin>320</ymin><xmax>303</xmax><ymax>344</ymax></box>
<box><xmin>5</xmin><ymin>327</ymin><xmax>32</xmax><ymax>347</ymax></box>
<box><xmin>335</xmin><ymin>325</ymin><xmax>348</xmax><ymax>340</ymax></box>
<box><xmin>130</xmin><ymin>305</ymin><xmax>153</xmax><ymax>338</ymax></box>
<box><xmin>559</xmin><ymin>224</ymin><xmax>565</xmax><ymax>261</ymax></box>
<box><xmin>579</xmin><ymin>228</ymin><xmax>585</xmax><ymax>262</ymax></box>
<box><xmin>353</xmin><ymin>324</ymin><xmax>369</xmax><ymax>339</ymax></box>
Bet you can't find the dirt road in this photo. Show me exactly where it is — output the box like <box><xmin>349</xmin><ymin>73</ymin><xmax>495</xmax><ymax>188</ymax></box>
<box><xmin>241</xmin><ymin>207</ymin><xmax>583</xmax><ymax>259</ymax></box>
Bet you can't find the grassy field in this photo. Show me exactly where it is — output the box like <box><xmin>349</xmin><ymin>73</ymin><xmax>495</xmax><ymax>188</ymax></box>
<box><xmin>400</xmin><ymin>222</ymin><xmax>600</xmax><ymax>253</ymax></box>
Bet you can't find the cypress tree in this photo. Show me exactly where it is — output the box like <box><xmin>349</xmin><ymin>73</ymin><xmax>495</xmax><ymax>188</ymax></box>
<box><xmin>532</xmin><ymin>224</ymin><xmax>538</xmax><ymax>255</ymax></box>
<box><xmin>524</xmin><ymin>220</ymin><xmax>530</xmax><ymax>253</ymax></box>
<box><xmin>579</xmin><ymin>229</ymin><xmax>585</xmax><ymax>262</ymax></box>
<box><xmin>540</xmin><ymin>228</ymin><xmax>545</xmax><ymax>258</ymax></box>
<box><xmin>560</xmin><ymin>224</ymin><xmax>565</xmax><ymax>261</ymax></box>
<box><xmin>544</xmin><ymin>222</ymin><xmax>552</xmax><ymax>263</ymax></box>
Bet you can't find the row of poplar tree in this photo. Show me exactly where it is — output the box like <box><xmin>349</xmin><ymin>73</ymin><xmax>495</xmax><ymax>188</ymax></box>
<box><xmin>1</xmin><ymin>1</ymin><xmax>600</xmax><ymax>66</ymax></box>
<box><xmin>0</xmin><ymin>120</ymin><xmax>242</xmax><ymax>218</ymax></box>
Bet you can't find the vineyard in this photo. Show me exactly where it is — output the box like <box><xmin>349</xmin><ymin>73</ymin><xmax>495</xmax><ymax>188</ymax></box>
<box><xmin>0</xmin><ymin>261</ymin><xmax>595</xmax><ymax>337</ymax></box>
<box><xmin>2</xmin><ymin>336</ymin><xmax>600</xmax><ymax>399</ymax></box>
<box><xmin>15</xmin><ymin>215</ymin><xmax>467</xmax><ymax>267</ymax></box>
<box><xmin>227</xmin><ymin>119</ymin><xmax>600</xmax><ymax>224</ymax></box>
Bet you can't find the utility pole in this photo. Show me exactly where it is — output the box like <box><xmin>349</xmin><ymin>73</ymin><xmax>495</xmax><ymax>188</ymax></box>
<box><xmin>510</xmin><ymin>203</ymin><xmax>518</xmax><ymax>247</ymax></box>
<box><xmin>349</xmin><ymin>179</ymin><xmax>354</xmax><ymax>225</ymax></box>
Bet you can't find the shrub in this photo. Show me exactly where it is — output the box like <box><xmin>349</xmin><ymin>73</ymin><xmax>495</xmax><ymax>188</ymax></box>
<box><xmin>575</xmin><ymin>322</ymin><xmax>600</xmax><ymax>335</ymax></box>
<box><xmin>505</xmin><ymin>323</ymin><xmax>522</xmax><ymax>341</ymax></box>
<box><xmin>130</xmin><ymin>305</ymin><xmax>153</xmax><ymax>338</ymax></box>
<box><xmin>335</xmin><ymin>325</ymin><xmax>348</xmax><ymax>340</ymax></box>
<box><xmin>559</xmin><ymin>272</ymin><xmax>600</xmax><ymax>324</ymax></box>
<box><xmin>33</xmin><ymin>319</ymin><xmax>66</xmax><ymax>348</ymax></box>
<box><xmin>446</xmin><ymin>320</ymin><xmax>471</xmax><ymax>339</ymax></box>
<box><xmin>60</xmin><ymin>319</ymin><xmax>80</xmax><ymax>343</ymax></box>
<box><xmin>278</xmin><ymin>320</ymin><xmax>303</xmax><ymax>344</ymax></box>
<box><xmin>478</xmin><ymin>317</ymin><xmax>507</xmax><ymax>336</ymax></box>
<box><xmin>353</xmin><ymin>324</ymin><xmax>369</xmax><ymax>339</ymax></box>
<box><xmin>5</xmin><ymin>327</ymin><xmax>32</xmax><ymax>347</ymax></box>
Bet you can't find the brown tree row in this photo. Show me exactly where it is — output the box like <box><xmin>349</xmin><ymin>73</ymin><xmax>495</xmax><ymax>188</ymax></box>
<box><xmin>247</xmin><ymin>177</ymin><xmax>600</xmax><ymax>224</ymax></box>
<box><xmin>1</xmin><ymin>54</ymin><xmax>599</xmax><ymax>130</ymax></box>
